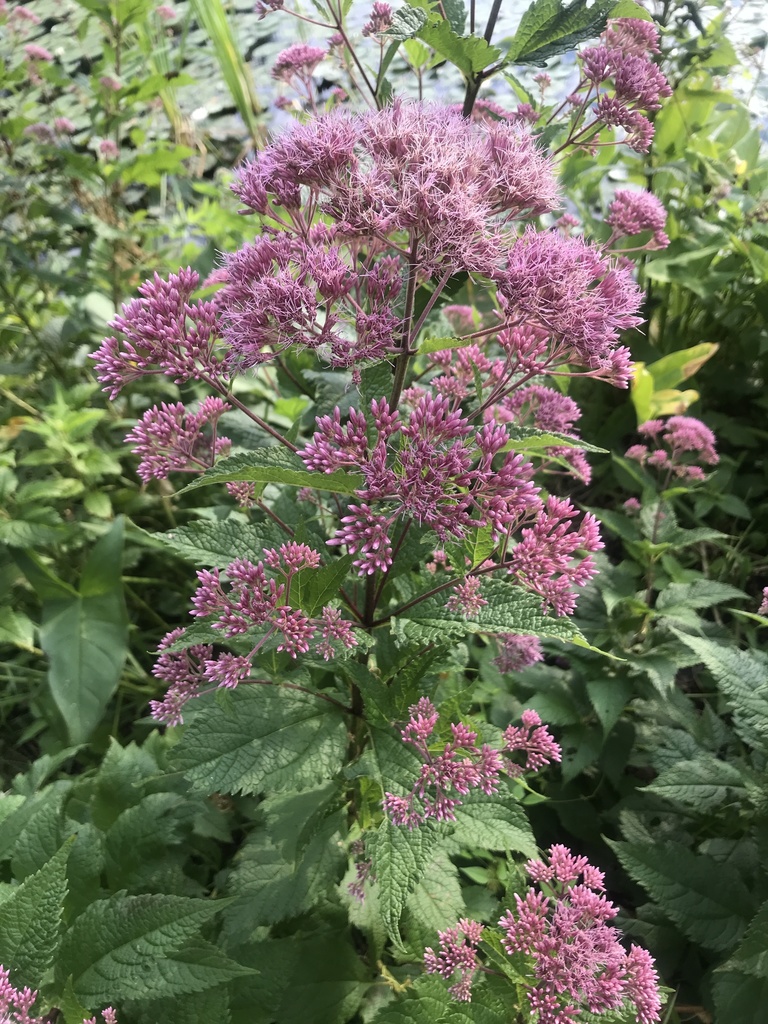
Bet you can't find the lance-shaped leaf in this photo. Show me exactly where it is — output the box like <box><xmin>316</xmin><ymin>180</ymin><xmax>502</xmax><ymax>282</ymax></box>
<box><xmin>369</xmin><ymin>820</ymin><xmax>444</xmax><ymax>945</ymax></box>
<box><xmin>181</xmin><ymin>449</ymin><xmax>363</xmax><ymax>495</ymax></box>
<box><xmin>171</xmin><ymin>687</ymin><xmax>347</xmax><ymax>796</ymax></box>
<box><xmin>508</xmin><ymin>0</ymin><xmax>650</xmax><ymax>66</ymax></box>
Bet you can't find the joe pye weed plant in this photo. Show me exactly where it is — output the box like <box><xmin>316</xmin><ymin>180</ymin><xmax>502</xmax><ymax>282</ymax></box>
<box><xmin>0</xmin><ymin>3</ymin><xmax>684</xmax><ymax>1022</ymax></box>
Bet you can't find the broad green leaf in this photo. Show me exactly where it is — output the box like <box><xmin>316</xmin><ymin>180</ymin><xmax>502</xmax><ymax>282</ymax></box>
<box><xmin>449</xmin><ymin>788</ymin><xmax>536</xmax><ymax>856</ymax></box>
<box><xmin>646</xmin><ymin>757</ymin><xmax>749</xmax><ymax>811</ymax></box>
<box><xmin>133</xmin><ymin>986</ymin><xmax>231</xmax><ymax>1024</ymax></box>
<box><xmin>181</xmin><ymin>449</ymin><xmax>363</xmax><ymax>495</ymax></box>
<box><xmin>418</xmin><ymin>335</ymin><xmax>471</xmax><ymax>355</ymax></box>
<box><xmin>368</xmin><ymin>820</ymin><xmax>443</xmax><ymax>944</ymax></box>
<box><xmin>656</xmin><ymin>580</ymin><xmax>746</xmax><ymax>615</ymax></box>
<box><xmin>0</xmin><ymin>840</ymin><xmax>71</xmax><ymax>986</ymax></box>
<box><xmin>405</xmin><ymin>851</ymin><xmax>465</xmax><ymax>944</ymax></box>
<box><xmin>19</xmin><ymin>519</ymin><xmax>128</xmax><ymax>743</ymax></box>
<box><xmin>57</xmin><ymin>893</ymin><xmax>248</xmax><ymax>1002</ymax></box>
<box><xmin>225</xmin><ymin>788</ymin><xmax>345</xmax><ymax>932</ymax></box>
<box><xmin>0</xmin><ymin>606</ymin><xmax>35</xmax><ymax>651</ymax></box>
<box><xmin>104</xmin><ymin>793</ymin><xmax>187</xmax><ymax>892</ymax></box>
<box><xmin>608</xmin><ymin>839</ymin><xmax>752</xmax><ymax>951</ymax></box>
<box><xmin>671</xmin><ymin>632</ymin><xmax>768</xmax><ymax>752</ymax></box>
<box><xmin>399</xmin><ymin>579</ymin><xmax>599</xmax><ymax>652</ymax></box>
<box><xmin>230</xmin><ymin>932</ymin><xmax>368</xmax><ymax>1024</ymax></box>
<box><xmin>502</xmin><ymin>425</ymin><xmax>607</xmax><ymax>454</ymax></box>
<box><xmin>152</xmin><ymin>520</ymin><xmax>287</xmax><ymax>568</ymax></box>
<box><xmin>586</xmin><ymin>678</ymin><xmax>632</xmax><ymax>735</ymax></box>
<box><xmin>713</xmin><ymin>972</ymin><xmax>768</xmax><ymax>1024</ymax></box>
<box><xmin>368</xmin><ymin>975</ymin><xmax>452</xmax><ymax>1024</ymax></box>
<box><xmin>384</xmin><ymin>5</ymin><xmax>428</xmax><ymax>40</ymax></box>
<box><xmin>646</xmin><ymin>343</ymin><xmax>719</xmax><ymax>391</ymax></box>
<box><xmin>419</xmin><ymin>22</ymin><xmax>502</xmax><ymax>76</ymax></box>
<box><xmin>508</xmin><ymin>0</ymin><xmax>649</xmax><ymax>65</ymax></box>
<box><xmin>171</xmin><ymin>687</ymin><xmax>347</xmax><ymax>795</ymax></box>
<box><xmin>723</xmin><ymin>900</ymin><xmax>768</xmax><ymax>977</ymax></box>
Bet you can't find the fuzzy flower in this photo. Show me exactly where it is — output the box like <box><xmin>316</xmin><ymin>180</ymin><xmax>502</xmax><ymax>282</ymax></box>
<box><xmin>91</xmin><ymin>268</ymin><xmax>225</xmax><ymax>399</ymax></box>
<box><xmin>494</xmin><ymin>634</ymin><xmax>544</xmax><ymax>673</ymax></box>
<box><xmin>98</xmin><ymin>138</ymin><xmax>120</xmax><ymax>159</ymax></box>
<box><xmin>498</xmin><ymin>229</ymin><xmax>643</xmax><ymax>383</ymax></box>
<box><xmin>503</xmin><ymin>708</ymin><xmax>561</xmax><ymax>773</ymax></box>
<box><xmin>11</xmin><ymin>5</ymin><xmax>42</xmax><ymax>23</ymax></box>
<box><xmin>156</xmin><ymin>4</ymin><xmax>176</xmax><ymax>18</ymax></box>
<box><xmin>23</xmin><ymin>42</ymin><xmax>53</xmax><ymax>61</ymax></box>
<box><xmin>384</xmin><ymin>702</ymin><xmax>557</xmax><ymax>828</ymax></box>
<box><xmin>272</xmin><ymin>43</ymin><xmax>326</xmax><ymax>83</ymax></box>
<box><xmin>125</xmin><ymin>398</ymin><xmax>231</xmax><ymax>482</ymax></box>
<box><xmin>494</xmin><ymin>847</ymin><xmax>662</xmax><ymax>1021</ymax></box>
<box><xmin>149</xmin><ymin>628</ymin><xmax>213</xmax><ymax>726</ymax></box>
<box><xmin>23</xmin><ymin>122</ymin><xmax>55</xmax><ymax>142</ymax></box>
<box><xmin>446</xmin><ymin>576</ymin><xmax>488</xmax><ymax>616</ymax></box>
<box><xmin>54</xmin><ymin>116</ymin><xmax>76</xmax><ymax>134</ymax></box>
<box><xmin>99</xmin><ymin>75</ymin><xmax>122</xmax><ymax>90</ymax></box>
<box><xmin>759</xmin><ymin>588</ymin><xmax>768</xmax><ymax>617</ymax></box>
<box><xmin>607</xmin><ymin>189</ymin><xmax>669</xmax><ymax>248</ymax></box>
<box><xmin>424</xmin><ymin>919</ymin><xmax>484</xmax><ymax>1001</ymax></box>
<box><xmin>627</xmin><ymin>416</ymin><xmax>718</xmax><ymax>482</ymax></box>
<box><xmin>604</xmin><ymin>17</ymin><xmax>661</xmax><ymax>56</ymax></box>
<box><xmin>362</xmin><ymin>1</ymin><xmax>392</xmax><ymax>35</ymax></box>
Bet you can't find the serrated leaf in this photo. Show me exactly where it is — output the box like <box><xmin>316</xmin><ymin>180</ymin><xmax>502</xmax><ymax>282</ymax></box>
<box><xmin>369</xmin><ymin>820</ymin><xmax>443</xmax><ymax>944</ymax></box>
<box><xmin>586</xmin><ymin>678</ymin><xmax>631</xmax><ymax>734</ymax></box>
<box><xmin>449</xmin><ymin>788</ymin><xmax>536</xmax><ymax>855</ymax></box>
<box><xmin>181</xmin><ymin>449</ymin><xmax>363</xmax><ymax>495</ymax></box>
<box><xmin>231</xmin><ymin>932</ymin><xmax>367</xmax><ymax>1024</ymax></box>
<box><xmin>671</xmin><ymin>632</ymin><xmax>768</xmax><ymax>752</ymax></box>
<box><xmin>153</xmin><ymin>520</ymin><xmax>286</xmax><ymax>567</ymax></box>
<box><xmin>503</xmin><ymin>425</ymin><xmax>607</xmax><ymax>454</ymax></box>
<box><xmin>368</xmin><ymin>975</ymin><xmax>451</xmax><ymax>1024</ymax></box>
<box><xmin>508</xmin><ymin>0</ymin><xmax>649</xmax><ymax>65</ymax></box>
<box><xmin>713</xmin><ymin>971</ymin><xmax>768</xmax><ymax>1024</ymax></box>
<box><xmin>405</xmin><ymin>851</ymin><xmax>465</xmax><ymax>943</ymax></box>
<box><xmin>608</xmin><ymin>839</ymin><xmax>752</xmax><ymax>951</ymax></box>
<box><xmin>57</xmin><ymin>893</ymin><xmax>247</xmax><ymax>1002</ymax></box>
<box><xmin>133</xmin><ymin>986</ymin><xmax>231</xmax><ymax>1024</ymax></box>
<box><xmin>418</xmin><ymin>335</ymin><xmax>471</xmax><ymax>355</ymax></box>
<box><xmin>420</xmin><ymin>22</ymin><xmax>502</xmax><ymax>76</ymax></box>
<box><xmin>646</xmin><ymin>757</ymin><xmax>748</xmax><ymax>811</ymax></box>
<box><xmin>171</xmin><ymin>687</ymin><xmax>347</xmax><ymax>796</ymax></box>
<box><xmin>400</xmin><ymin>579</ymin><xmax>594</xmax><ymax>650</ymax></box>
<box><xmin>226</xmin><ymin>788</ymin><xmax>345</xmax><ymax>931</ymax></box>
<box><xmin>0</xmin><ymin>840</ymin><xmax>71</xmax><ymax>986</ymax></box>
<box><xmin>385</xmin><ymin>5</ymin><xmax>428</xmax><ymax>40</ymax></box>
<box><xmin>723</xmin><ymin>900</ymin><xmax>768</xmax><ymax>978</ymax></box>
<box><xmin>656</xmin><ymin>580</ymin><xmax>746</xmax><ymax>614</ymax></box>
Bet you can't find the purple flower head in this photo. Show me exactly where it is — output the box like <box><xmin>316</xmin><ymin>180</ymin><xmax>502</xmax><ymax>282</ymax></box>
<box><xmin>498</xmin><ymin>229</ymin><xmax>643</xmax><ymax>378</ymax></box>
<box><xmin>503</xmin><ymin>708</ymin><xmax>561</xmax><ymax>773</ymax></box>
<box><xmin>446</xmin><ymin>576</ymin><xmax>488</xmax><ymax>616</ymax></box>
<box><xmin>23</xmin><ymin>121</ymin><xmax>55</xmax><ymax>142</ymax></box>
<box><xmin>607</xmin><ymin>189</ymin><xmax>669</xmax><ymax>248</ymax></box>
<box><xmin>11</xmin><ymin>5</ymin><xmax>42</xmax><ymax>23</ymax></box>
<box><xmin>424</xmin><ymin>919</ymin><xmax>484</xmax><ymax>1001</ymax></box>
<box><xmin>54</xmin><ymin>116</ymin><xmax>76</xmax><ymax>134</ymax></box>
<box><xmin>362</xmin><ymin>1</ymin><xmax>392</xmax><ymax>36</ymax></box>
<box><xmin>494</xmin><ymin>633</ymin><xmax>544</xmax><ymax>673</ymax></box>
<box><xmin>98</xmin><ymin>138</ymin><xmax>120</xmax><ymax>159</ymax></box>
<box><xmin>91</xmin><ymin>268</ymin><xmax>225</xmax><ymax>399</ymax></box>
<box><xmin>604</xmin><ymin>18</ymin><xmax>661</xmax><ymax>56</ymax></box>
<box><xmin>628</xmin><ymin>416</ymin><xmax>718</xmax><ymax>481</ymax></box>
<box><xmin>759</xmin><ymin>587</ymin><xmax>768</xmax><ymax>617</ymax></box>
<box><xmin>495</xmin><ymin>847</ymin><xmax>663</xmax><ymax>1021</ymax></box>
<box><xmin>99</xmin><ymin>75</ymin><xmax>122</xmax><ymax>90</ymax></box>
<box><xmin>125</xmin><ymin>398</ymin><xmax>231</xmax><ymax>482</ymax></box>
<box><xmin>23</xmin><ymin>42</ymin><xmax>53</xmax><ymax>61</ymax></box>
<box><xmin>271</xmin><ymin>43</ymin><xmax>326</xmax><ymax>83</ymax></box>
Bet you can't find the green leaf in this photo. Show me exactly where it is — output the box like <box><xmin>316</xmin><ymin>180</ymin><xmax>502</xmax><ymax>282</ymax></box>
<box><xmin>508</xmin><ymin>0</ymin><xmax>649</xmax><ymax>65</ymax></box>
<box><xmin>419</xmin><ymin>22</ymin><xmax>502</xmax><ymax>76</ymax></box>
<box><xmin>450</xmin><ymin>788</ymin><xmax>536</xmax><ymax>855</ymax></box>
<box><xmin>152</xmin><ymin>520</ymin><xmax>286</xmax><ymax>567</ymax></box>
<box><xmin>57</xmin><ymin>893</ymin><xmax>248</xmax><ymax>1002</ymax></box>
<box><xmin>231</xmin><ymin>932</ymin><xmax>368</xmax><ymax>1024</ymax></box>
<box><xmin>171</xmin><ymin>687</ymin><xmax>347</xmax><ymax>796</ymax></box>
<box><xmin>608</xmin><ymin>839</ymin><xmax>752</xmax><ymax>951</ymax></box>
<box><xmin>723</xmin><ymin>900</ymin><xmax>768</xmax><ymax>977</ymax></box>
<box><xmin>133</xmin><ymin>986</ymin><xmax>231</xmax><ymax>1024</ymax></box>
<box><xmin>646</xmin><ymin>757</ymin><xmax>749</xmax><ymax>811</ymax></box>
<box><xmin>20</xmin><ymin>519</ymin><xmax>128</xmax><ymax>743</ymax></box>
<box><xmin>181</xmin><ymin>449</ymin><xmax>363</xmax><ymax>495</ymax></box>
<box><xmin>399</xmin><ymin>579</ymin><xmax>597</xmax><ymax>651</ymax></box>
<box><xmin>671</xmin><ymin>632</ymin><xmax>768</xmax><ymax>752</ymax></box>
<box><xmin>712</xmin><ymin>972</ymin><xmax>768</xmax><ymax>1024</ymax></box>
<box><xmin>225</xmin><ymin>788</ymin><xmax>345</xmax><ymax>932</ymax></box>
<box><xmin>0</xmin><ymin>840</ymin><xmax>71</xmax><ymax>987</ymax></box>
<box><xmin>655</xmin><ymin>580</ymin><xmax>746</xmax><ymax>615</ymax></box>
<box><xmin>405</xmin><ymin>851</ymin><xmax>465</xmax><ymax>944</ymax></box>
<box><xmin>503</xmin><ymin>425</ymin><xmax>607</xmax><ymax>454</ymax></box>
<box><xmin>385</xmin><ymin>5</ymin><xmax>428</xmax><ymax>40</ymax></box>
<box><xmin>0</xmin><ymin>606</ymin><xmax>36</xmax><ymax>651</ymax></box>
<box><xmin>368</xmin><ymin>820</ymin><xmax>443</xmax><ymax>944</ymax></box>
<box><xmin>418</xmin><ymin>335</ymin><xmax>471</xmax><ymax>356</ymax></box>
<box><xmin>586</xmin><ymin>678</ymin><xmax>632</xmax><ymax>735</ymax></box>
<box><xmin>369</xmin><ymin>975</ymin><xmax>451</xmax><ymax>1024</ymax></box>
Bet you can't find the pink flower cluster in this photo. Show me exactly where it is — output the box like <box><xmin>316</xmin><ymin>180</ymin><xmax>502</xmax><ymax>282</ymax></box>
<box><xmin>625</xmin><ymin>416</ymin><xmax>719</xmax><ymax>483</ymax></box>
<box><xmin>498</xmin><ymin>846</ymin><xmax>663</xmax><ymax>1023</ymax></box>
<box><xmin>271</xmin><ymin>43</ymin><xmax>326</xmax><ymax>84</ymax></box>
<box><xmin>425</xmin><ymin>848</ymin><xmax>662</xmax><ymax>1023</ymax></box>
<box><xmin>383</xmin><ymin>700</ymin><xmax>560</xmax><ymax>828</ymax></box>
<box><xmin>758</xmin><ymin>588</ymin><xmax>768</xmax><ymax>616</ymax></box>
<box><xmin>125</xmin><ymin>397</ymin><xmax>231</xmax><ymax>482</ymax></box>
<box><xmin>494</xmin><ymin>633</ymin><xmax>544</xmax><ymax>673</ymax></box>
<box><xmin>606</xmin><ymin>189</ymin><xmax>669</xmax><ymax>249</ymax></box>
<box><xmin>150</xmin><ymin>543</ymin><xmax>358</xmax><ymax>724</ymax></box>
<box><xmin>578</xmin><ymin>19</ymin><xmax>672</xmax><ymax>154</ymax></box>
<box><xmin>424</xmin><ymin>919</ymin><xmax>484</xmax><ymax>1001</ymax></box>
<box><xmin>300</xmin><ymin>396</ymin><xmax>602</xmax><ymax>613</ymax></box>
<box><xmin>0</xmin><ymin>967</ymin><xmax>117</xmax><ymax>1024</ymax></box>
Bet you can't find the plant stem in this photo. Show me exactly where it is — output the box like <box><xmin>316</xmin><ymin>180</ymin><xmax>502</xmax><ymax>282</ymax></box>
<box><xmin>389</xmin><ymin>234</ymin><xmax>420</xmax><ymax>413</ymax></box>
